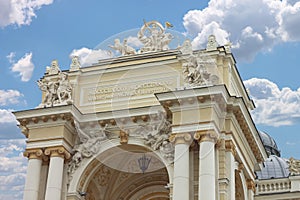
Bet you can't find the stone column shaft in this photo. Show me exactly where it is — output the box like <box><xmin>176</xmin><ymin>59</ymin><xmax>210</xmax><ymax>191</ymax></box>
<box><xmin>23</xmin><ymin>149</ymin><xmax>43</xmax><ymax>200</ymax></box>
<box><xmin>225</xmin><ymin>140</ymin><xmax>236</xmax><ymax>200</ymax></box>
<box><xmin>195</xmin><ymin>131</ymin><xmax>218</xmax><ymax>200</ymax></box>
<box><xmin>44</xmin><ymin>147</ymin><xmax>70</xmax><ymax>200</ymax></box>
<box><xmin>170</xmin><ymin>133</ymin><xmax>192</xmax><ymax>200</ymax></box>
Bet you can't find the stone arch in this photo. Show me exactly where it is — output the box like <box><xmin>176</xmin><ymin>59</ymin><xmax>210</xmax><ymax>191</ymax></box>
<box><xmin>235</xmin><ymin>170</ymin><xmax>247</xmax><ymax>200</ymax></box>
<box><xmin>67</xmin><ymin>138</ymin><xmax>172</xmax><ymax>199</ymax></box>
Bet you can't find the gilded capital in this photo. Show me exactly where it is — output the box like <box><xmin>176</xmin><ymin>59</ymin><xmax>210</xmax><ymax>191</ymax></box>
<box><xmin>246</xmin><ymin>179</ymin><xmax>256</xmax><ymax>192</ymax></box>
<box><xmin>225</xmin><ymin>140</ymin><xmax>237</xmax><ymax>156</ymax></box>
<box><xmin>169</xmin><ymin>133</ymin><xmax>192</xmax><ymax>145</ymax></box>
<box><xmin>44</xmin><ymin>146</ymin><xmax>71</xmax><ymax>160</ymax></box>
<box><xmin>23</xmin><ymin>149</ymin><xmax>44</xmax><ymax>159</ymax></box>
<box><xmin>194</xmin><ymin>131</ymin><xmax>218</xmax><ymax>143</ymax></box>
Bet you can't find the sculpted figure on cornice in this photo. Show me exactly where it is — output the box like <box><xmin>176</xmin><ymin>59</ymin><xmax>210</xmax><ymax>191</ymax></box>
<box><xmin>138</xmin><ymin>20</ymin><xmax>173</xmax><ymax>53</ymax></box>
<box><xmin>68</xmin><ymin>122</ymin><xmax>110</xmax><ymax>175</ymax></box>
<box><xmin>69</xmin><ymin>56</ymin><xmax>81</xmax><ymax>71</ymax></box>
<box><xmin>182</xmin><ymin>50</ymin><xmax>219</xmax><ymax>87</ymax></box>
<box><xmin>179</xmin><ymin>39</ymin><xmax>193</xmax><ymax>55</ymax></box>
<box><xmin>37</xmin><ymin>71</ymin><xmax>73</xmax><ymax>108</ymax></box>
<box><xmin>288</xmin><ymin>157</ymin><xmax>300</xmax><ymax>176</ymax></box>
<box><xmin>46</xmin><ymin>59</ymin><xmax>61</xmax><ymax>75</ymax></box>
<box><xmin>109</xmin><ymin>38</ymin><xmax>137</xmax><ymax>56</ymax></box>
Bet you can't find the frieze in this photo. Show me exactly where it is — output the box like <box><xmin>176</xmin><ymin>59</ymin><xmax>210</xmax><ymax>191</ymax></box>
<box><xmin>81</xmin><ymin>77</ymin><xmax>177</xmax><ymax>106</ymax></box>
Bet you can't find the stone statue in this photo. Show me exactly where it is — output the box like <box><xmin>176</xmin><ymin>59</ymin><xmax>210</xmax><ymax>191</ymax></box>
<box><xmin>37</xmin><ymin>71</ymin><xmax>73</xmax><ymax>108</ymax></box>
<box><xmin>37</xmin><ymin>78</ymin><xmax>58</xmax><ymax>107</ymax></box>
<box><xmin>68</xmin><ymin>122</ymin><xmax>110</xmax><ymax>175</ymax></box>
<box><xmin>206</xmin><ymin>34</ymin><xmax>218</xmax><ymax>51</ymax></box>
<box><xmin>138</xmin><ymin>20</ymin><xmax>173</xmax><ymax>53</ymax></box>
<box><xmin>70</xmin><ymin>56</ymin><xmax>81</xmax><ymax>71</ymax></box>
<box><xmin>288</xmin><ymin>157</ymin><xmax>300</xmax><ymax>176</ymax></box>
<box><xmin>109</xmin><ymin>38</ymin><xmax>136</xmax><ymax>56</ymax></box>
<box><xmin>56</xmin><ymin>72</ymin><xmax>73</xmax><ymax>105</ymax></box>
<box><xmin>179</xmin><ymin>39</ymin><xmax>193</xmax><ymax>55</ymax></box>
<box><xmin>46</xmin><ymin>59</ymin><xmax>61</xmax><ymax>75</ymax></box>
<box><xmin>182</xmin><ymin>52</ymin><xmax>219</xmax><ymax>87</ymax></box>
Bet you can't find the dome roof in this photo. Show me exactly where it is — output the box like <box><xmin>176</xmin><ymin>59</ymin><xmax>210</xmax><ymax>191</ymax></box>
<box><xmin>256</xmin><ymin>155</ymin><xmax>289</xmax><ymax>180</ymax></box>
<box><xmin>259</xmin><ymin>131</ymin><xmax>281</xmax><ymax>157</ymax></box>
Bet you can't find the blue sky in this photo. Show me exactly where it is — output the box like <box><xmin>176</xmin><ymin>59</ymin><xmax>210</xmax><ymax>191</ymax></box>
<box><xmin>1</xmin><ymin>0</ymin><xmax>300</xmax><ymax>199</ymax></box>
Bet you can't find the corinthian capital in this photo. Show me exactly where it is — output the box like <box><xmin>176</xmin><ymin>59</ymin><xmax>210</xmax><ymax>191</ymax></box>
<box><xmin>194</xmin><ymin>131</ymin><xmax>218</xmax><ymax>143</ymax></box>
<box><xmin>169</xmin><ymin>133</ymin><xmax>192</xmax><ymax>145</ymax></box>
<box><xmin>44</xmin><ymin>146</ymin><xmax>71</xmax><ymax>160</ymax></box>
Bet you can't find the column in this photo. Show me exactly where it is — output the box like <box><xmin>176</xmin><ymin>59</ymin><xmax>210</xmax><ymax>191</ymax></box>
<box><xmin>194</xmin><ymin>131</ymin><xmax>218</xmax><ymax>200</ymax></box>
<box><xmin>44</xmin><ymin>147</ymin><xmax>71</xmax><ymax>200</ymax></box>
<box><xmin>169</xmin><ymin>133</ymin><xmax>192</xmax><ymax>200</ymax></box>
<box><xmin>23</xmin><ymin>149</ymin><xmax>43</xmax><ymax>200</ymax></box>
<box><xmin>225</xmin><ymin>140</ymin><xmax>237</xmax><ymax>200</ymax></box>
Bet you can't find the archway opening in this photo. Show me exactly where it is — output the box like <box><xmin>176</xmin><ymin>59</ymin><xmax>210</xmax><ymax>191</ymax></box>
<box><xmin>81</xmin><ymin>144</ymin><xmax>170</xmax><ymax>200</ymax></box>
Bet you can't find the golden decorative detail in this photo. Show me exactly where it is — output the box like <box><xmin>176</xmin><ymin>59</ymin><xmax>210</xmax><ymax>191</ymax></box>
<box><xmin>237</xmin><ymin>163</ymin><xmax>244</xmax><ymax>173</ymax></box>
<box><xmin>169</xmin><ymin>133</ymin><xmax>192</xmax><ymax>145</ymax></box>
<box><xmin>246</xmin><ymin>179</ymin><xmax>256</xmax><ymax>192</ymax></box>
<box><xmin>225</xmin><ymin>140</ymin><xmax>237</xmax><ymax>156</ymax></box>
<box><xmin>31</xmin><ymin>117</ymin><xmax>39</xmax><ymax>123</ymax></box>
<box><xmin>98</xmin><ymin>120</ymin><xmax>106</xmax><ymax>127</ymax></box>
<box><xmin>51</xmin><ymin>115</ymin><xmax>57</xmax><ymax>121</ymax></box>
<box><xmin>131</xmin><ymin>116</ymin><xmax>137</xmax><ymax>123</ymax></box>
<box><xmin>41</xmin><ymin>116</ymin><xmax>48</xmax><ymax>122</ymax></box>
<box><xmin>197</xmin><ymin>96</ymin><xmax>206</xmax><ymax>103</ymax></box>
<box><xmin>19</xmin><ymin>119</ymin><xmax>29</xmax><ymax>127</ymax></box>
<box><xmin>119</xmin><ymin>130</ymin><xmax>128</xmax><ymax>144</ymax></box>
<box><xmin>23</xmin><ymin>148</ymin><xmax>44</xmax><ymax>159</ymax></box>
<box><xmin>110</xmin><ymin>119</ymin><xmax>116</xmax><ymax>125</ymax></box>
<box><xmin>194</xmin><ymin>131</ymin><xmax>218</xmax><ymax>143</ymax></box>
<box><xmin>44</xmin><ymin>146</ymin><xmax>71</xmax><ymax>159</ymax></box>
<box><xmin>18</xmin><ymin>124</ymin><xmax>29</xmax><ymax>137</ymax></box>
<box><xmin>141</xmin><ymin>115</ymin><xmax>148</xmax><ymax>122</ymax></box>
<box><xmin>215</xmin><ymin>139</ymin><xmax>223</xmax><ymax>149</ymax></box>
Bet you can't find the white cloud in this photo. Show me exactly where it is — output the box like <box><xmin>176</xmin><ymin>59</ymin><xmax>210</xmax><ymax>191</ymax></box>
<box><xmin>6</xmin><ymin>52</ymin><xmax>16</xmax><ymax>63</ymax></box>
<box><xmin>70</xmin><ymin>47</ymin><xmax>113</xmax><ymax>67</ymax></box>
<box><xmin>0</xmin><ymin>109</ymin><xmax>17</xmax><ymax>123</ymax></box>
<box><xmin>0</xmin><ymin>139</ymin><xmax>26</xmax><ymax>200</ymax></box>
<box><xmin>183</xmin><ymin>0</ymin><xmax>300</xmax><ymax>61</ymax></box>
<box><xmin>0</xmin><ymin>0</ymin><xmax>54</xmax><ymax>27</ymax></box>
<box><xmin>10</xmin><ymin>52</ymin><xmax>34</xmax><ymax>82</ymax></box>
<box><xmin>244</xmin><ymin>78</ymin><xmax>300</xmax><ymax>126</ymax></box>
<box><xmin>0</xmin><ymin>90</ymin><xmax>24</xmax><ymax>106</ymax></box>
<box><xmin>126</xmin><ymin>36</ymin><xmax>143</xmax><ymax>48</ymax></box>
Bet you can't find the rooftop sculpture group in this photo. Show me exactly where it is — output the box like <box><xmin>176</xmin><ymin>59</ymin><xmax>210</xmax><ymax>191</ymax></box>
<box><xmin>37</xmin><ymin>60</ymin><xmax>73</xmax><ymax>108</ymax></box>
<box><xmin>109</xmin><ymin>20</ymin><xmax>174</xmax><ymax>55</ymax></box>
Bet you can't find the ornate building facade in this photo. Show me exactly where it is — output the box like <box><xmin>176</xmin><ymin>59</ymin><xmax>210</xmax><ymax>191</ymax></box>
<box><xmin>14</xmin><ymin>21</ymin><xmax>300</xmax><ymax>200</ymax></box>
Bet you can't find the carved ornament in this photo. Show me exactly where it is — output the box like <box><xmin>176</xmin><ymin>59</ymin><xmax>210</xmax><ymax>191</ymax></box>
<box><xmin>37</xmin><ymin>71</ymin><xmax>73</xmax><ymax>108</ymax></box>
<box><xmin>44</xmin><ymin>146</ymin><xmax>71</xmax><ymax>159</ymax></box>
<box><xmin>287</xmin><ymin>157</ymin><xmax>300</xmax><ymax>176</ymax></box>
<box><xmin>23</xmin><ymin>149</ymin><xmax>44</xmax><ymax>160</ymax></box>
<box><xmin>194</xmin><ymin>131</ymin><xmax>218</xmax><ymax>143</ymax></box>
